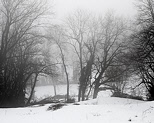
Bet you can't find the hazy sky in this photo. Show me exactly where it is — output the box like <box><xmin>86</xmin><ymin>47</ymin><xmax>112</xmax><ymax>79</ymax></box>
<box><xmin>50</xmin><ymin>0</ymin><xmax>136</xmax><ymax>20</ymax></box>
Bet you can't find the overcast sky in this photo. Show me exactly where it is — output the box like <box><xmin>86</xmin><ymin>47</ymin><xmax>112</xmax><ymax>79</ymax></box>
<box><xmin>49</xmin><ymin>0</ymin><xmax>136</xmax><ymax>21</ymax></box>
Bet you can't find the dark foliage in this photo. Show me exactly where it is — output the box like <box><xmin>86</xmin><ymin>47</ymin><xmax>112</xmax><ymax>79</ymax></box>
<box><xmin>127</xmin><ymin>0</ymin><xmax>154</xmax><ymax>101</ymax></box>
<box><xmin>147</xmin><ymin>84</ymin><xmax>154</xmax><ymax>101</ymax></box>
<box><xmin>0</xmin><ymin>0</ymin><xmax>53</xmax><ymax>107</ymax></box>
<box><xmin>111</xmin><ymin>91</ymin><xmax>143</xmax><ymax>101</ymax></box>
<box><xmin>129</xmin><ymin>25</ymin><xmax>154</xmax><ymax>101</ymax></box>
<box><xmin>132</xmin><ymin>0</ymin><xmax>154</xmax><ymax>100</ymax></box>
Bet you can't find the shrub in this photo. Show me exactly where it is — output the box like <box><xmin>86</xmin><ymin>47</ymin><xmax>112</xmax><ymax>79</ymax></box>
<box><xmin>111</xmin><ymin>91</ymin><xmax>143</xmax><ymax>100</ymax></box>
<box><xmin>147</xmin><ymin>85</ymin><xmax>154</xmax><ymax>101</ymax></box>
<box><xmin>66</xmin><ymin>97</ymin><xmax>75</xmax><ymax>103</ymax></box>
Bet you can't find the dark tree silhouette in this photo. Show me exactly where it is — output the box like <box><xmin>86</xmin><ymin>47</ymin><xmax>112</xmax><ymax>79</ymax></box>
<box><xmin>129</xmin><ymin>0</ymin><xmax>154</xmax><ymax>100</ymax></box>
<box><xmin>0</xmin><ymin>0</ymin><xmax>53</xmax><ymax>107</ymax></box>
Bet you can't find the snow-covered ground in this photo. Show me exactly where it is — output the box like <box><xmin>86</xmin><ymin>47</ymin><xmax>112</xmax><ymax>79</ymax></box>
<box><xmin>0</xmin><ymin>84</ymin><xmax>154</xmax><ymax>123</ymax></box>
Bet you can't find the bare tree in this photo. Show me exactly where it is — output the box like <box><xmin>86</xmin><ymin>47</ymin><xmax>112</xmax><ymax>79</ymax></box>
<box><xmin>136</xmin><ymin>0</ymin><xmax>154</xmax><ymax>25</ymax></box>
<box><xmin>127</xmin><ymin>0</ymin><xmax>154</xmax><ymax>100</ymax></box>
<box><xmin>65</xmin><ymin>10</ymin><xmax>103</xmax><ymax>101</ymax></box>
<box><xmin>92</xmin><ymin>13</ymin><xmax>128</xmax><ymax>98</ymax></box>
<box><xmin>0</xmin><ymin>0</ymin><xmax>54</xmax><ymax>107</ymax></box>
<box><xmin>47</xmin><ymin>25</ymin><xmax>71</xmax><ymax>102</ymax></box>
<box><xmin>64</xmin><ymin>11</ymin><xmax>128</xmax><ymax>100</ymax></box>
<box><xmin>65</xmin><ymin>10</ymin><xmax>91</xmax><ymax>101</ymax></box>
<box><xmin>26</xmin><ymin>50</ymin><xmax>56</xmax><ymax>105</ymax></box>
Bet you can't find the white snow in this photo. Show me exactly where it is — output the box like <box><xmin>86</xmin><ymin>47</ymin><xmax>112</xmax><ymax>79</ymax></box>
<box><xmin>1</xmin><ymin>85</ymin><xmax>154</xmax><ymax>123</ymax></box>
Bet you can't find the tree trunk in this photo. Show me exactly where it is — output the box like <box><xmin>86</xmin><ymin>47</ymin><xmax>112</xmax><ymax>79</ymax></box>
<box><xmin>93</xmin><ymin>81</ymin><xmax>100</xmax><ymax>99</ymax></box>
<box><xmin>93</xmin><ymin>87</ymin><xmax>99</xmax><ymax>99</ymax></box>
<box><xmin>78</xmin><ymin>84</ymin><xmax>82</xmax><ymax>101</ymax></box>
<box><xmin>57</xmin><ymin>43</ymin><xmax>70</xmax><ymax>102</ymax></box>
<box><xmin>66</xmin><ymin>72</ymin><xmax>69</xmax><ymax>102</ymax></box>
<box><xmin>26</xmin><ymin>73</ymin><xmax>38</xmax><ymax>105</ymax></box>
<box><xmin>78</xmin><ymin>67</ymin><xmax>84</xmax><ymax>102</ymax></box>
<box><xmin>61</xmin><ymin>55</ymin><xmax>69</xmax><ymax>102</ymax></box>
<box><xmin>82</xmin><ymin>86</ymin><xmax>86</xmax><ymax>101</ymax></box>
<box><xmin>52</xmin><ymin>78</ymin><xmax>57</xmax><ymax>96</ymax></box>
<box><xmin>86</xmin><ymin>84</ymin><xmax>93</xmax><ymax>100</ymax></box>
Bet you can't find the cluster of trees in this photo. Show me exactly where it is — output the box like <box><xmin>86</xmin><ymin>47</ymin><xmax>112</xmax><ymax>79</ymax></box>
<box><xmin>47</xmin><ymin>11</ymin><xmax>131</xmax><ymax>101</ymax></box>
<box><xmin>1</xmin><ymin>0</ymin><xmax>154</xmax><ymax>107</ymax></box>
<box><xmin>0</xmin><ymin>0</ymin><xmax>54</xmax><ymax>107</ymax></box>
<box><xmin>128</xmin><ymin>0</ymin><xmax>154</xmax><ymax>100</ymax></box>
<box><xmin>49</xmin><ymin>0</ymin><xmax>154</xmax><ymax>101</ymax></box>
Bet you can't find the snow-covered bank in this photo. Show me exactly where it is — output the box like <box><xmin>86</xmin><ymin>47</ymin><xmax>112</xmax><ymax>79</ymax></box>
<box><xmin>0</xmin><ymin>96</ymin><xmax>154</xmax><ymax>123</ymax></box>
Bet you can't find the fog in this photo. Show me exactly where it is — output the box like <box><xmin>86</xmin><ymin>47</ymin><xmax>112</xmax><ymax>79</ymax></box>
<box><xmin>51</xmin><ymin>0</ymin><xmax>136</xmax><ymax>20</ymax></box>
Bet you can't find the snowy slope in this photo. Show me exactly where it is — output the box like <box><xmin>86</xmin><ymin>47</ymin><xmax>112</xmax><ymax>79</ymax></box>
<box><xmin>0</xmin><ymin>96</ymin><xmax>154</xmax><ymax>123</ymax></box>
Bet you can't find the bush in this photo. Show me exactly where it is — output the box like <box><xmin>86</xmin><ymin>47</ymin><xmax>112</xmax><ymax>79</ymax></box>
<box><xmin>147</xmin><ymin>85</ymin><xmax>154</xmax><ymax>101</ymax></box>
<box><xmin>66</xmin><ymin>97</ymin><xmax>75</xmax><ymax>103</ymax></box>
<box><xmin>29</xmin><ymin>96</ymin><xmax>60</xmax><ymax>106</ymax></box>
<box><xmin>111</xmin><ymin>91</ymin><xmax>143</xmax><ymax>100</ymax></box>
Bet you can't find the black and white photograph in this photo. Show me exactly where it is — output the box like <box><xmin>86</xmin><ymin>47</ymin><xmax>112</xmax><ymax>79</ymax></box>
<box><xmin>0</xmin><ymin>0</ymin><xmax>154</xmax><ymax>123</ymax></box>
